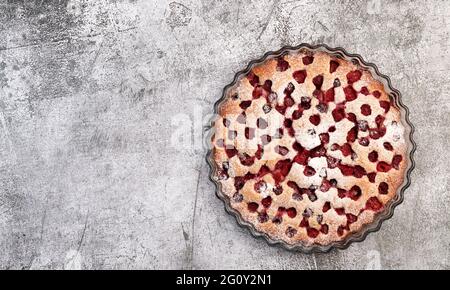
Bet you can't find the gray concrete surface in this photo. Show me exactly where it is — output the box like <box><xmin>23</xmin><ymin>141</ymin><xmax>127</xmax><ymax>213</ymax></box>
<box><xmin>0</xmin><ymin>0</ymin><xmax>449</xmax><ymax>270</ymax></box>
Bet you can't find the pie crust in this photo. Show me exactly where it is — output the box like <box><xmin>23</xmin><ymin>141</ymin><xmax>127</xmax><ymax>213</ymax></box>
<box><xmin>210</xmin><ymin>47</ymin><xmax>409</xmax><ymax>247</ymax></box>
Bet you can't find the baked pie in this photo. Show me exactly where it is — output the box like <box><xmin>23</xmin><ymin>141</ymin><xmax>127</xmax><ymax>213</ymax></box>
<box><xmin>210</xmin><ymin>48</ymin><xmax>408</xmax><ymax>246</ymax></box>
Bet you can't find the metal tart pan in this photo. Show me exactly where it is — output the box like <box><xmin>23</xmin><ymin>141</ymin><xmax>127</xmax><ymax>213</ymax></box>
<box><xmin>205</xmin><ymin>43</ymin><xmax>416</xmax><ymax>253</ymax></box>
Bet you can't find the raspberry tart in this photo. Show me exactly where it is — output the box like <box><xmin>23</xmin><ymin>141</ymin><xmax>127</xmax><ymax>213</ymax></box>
<box><xmin>208</xmin><ymin>45</ymin><xmax>413</xmax><ymax>250</ymax></box>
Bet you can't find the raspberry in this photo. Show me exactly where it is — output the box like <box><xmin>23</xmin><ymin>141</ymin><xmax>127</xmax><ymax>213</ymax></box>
<box><xmin>361</xmin><ymin>104</ymin><xmax>372</xmax><ymax>116</ymax></box>
<box><xmin>312</xmin><ymin>75</ymin><xmax>324</xmax><ymax>89</ymax></box>
<box><xmin>286</xmin><ymin>207</ymin><xmax>297</xmax><ymax>218</ymax></box>
<box><xmin>378</xmin><ymin>182</ymin><xmax>389</xmax><ymax>195</ymax></box>
<box><xmin>392</xmin><ymin>155</ymin><xmax>403</xmax><ymax>170</ymax></box>
<box><xmin>309</xmin><ymin>114</ymin><xmax>321</xmax><ymax>126</ymax></box>
<box><xmin>366</xmin><ymin>196</ymin><xmax>383</xmax><ymax>211</ymax></box>
<box><xmin>344</xmin><ymin>86</ymin><xmax>357</xmax><ymax>101</ymax></box>
<box><xmin>346</xmin><ymin>70</ymin><xmax>362</xmax><ymax>84</ymax></box>
<box><xmin>293</xmin><ymin>70</ymin><xmax>307</xmax><ymax>84</ymax></box>
<box><xmin>329</xmin><ymin>60</ymin><xmax>339</xmax><ymax>73</ymax></box>
<box><xmin>261</xmin><ymin>196</ymin><xmax>272</xmax><ymax>208</ymax></box>
<box><xmin>276</xmin><ymin>58</ymin><xmax>290</xmax><ymax>71</ymax></box>
<box><xmin>302</xmin><ymin>55</ymin><xmax>314</xmax><ymax>65</ymax></box>
<box><xmin>239</xmin><ymin>100</ymin><xmax>252</xmax><ymax>110</ymax></box>
<box><xmin>379</xmin><ymin>100</ymin><xmax>391</xmax><ymax>113</ymax></box>
<box><xmin>247</xmin><ymin>202</ymin><xmax>259</xmax><ymax>212</ymax></box>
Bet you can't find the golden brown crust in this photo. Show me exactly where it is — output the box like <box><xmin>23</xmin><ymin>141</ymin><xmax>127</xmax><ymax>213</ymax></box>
<box><xmin>211</xmin><ymin>50</ymin><xmax>407</xmax><ymax>246</ymax></box>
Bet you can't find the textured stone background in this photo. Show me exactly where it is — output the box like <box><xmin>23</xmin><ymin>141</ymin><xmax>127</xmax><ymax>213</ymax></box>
<box><xmin>0</xmin><ymin>0</ymin><xmax>448</xmax><ymax>270</ymax></box>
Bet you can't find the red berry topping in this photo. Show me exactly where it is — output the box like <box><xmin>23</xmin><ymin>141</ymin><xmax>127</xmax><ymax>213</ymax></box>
<box><xmin>247</xmin><ymin>202</ymin><xmax>259</xmax><ymax>212</ymax></box>
<box><xmin>276</xmin><ymin>58</ymin><xmax>290</xmax><ymax>71</ymax></box>
<box><xmin>340</xmin><ymin>143</ymin><xmax>353</xmax><ymax>156</ymax></box>
<box><xmin>292</xmin><ymin>109</ymin><xmax>303</xmax><ymax>120</ymax></box>
<box><xmin>326</xmin><ymin>155</ymin><xmax>340</xmax><ymax>169</ymax></box>
<box><xmin>383</xmin><ymin>142</ymin><xmax>393</xmax><ymax>151</ymax></box>
<box><xmin>324</xmin><ymin>88</ymin><xmax>335</xmax><ymax>103</ymax></box>
<box><xmin>273</xmin><ymin>185</ymin><xmax>283</xmax><ymax>195</ymax></box>
<box><xmin>368</xmin><ymin>151</ymin><xmax>378</xmax><ymax>162</ymax></box>
<box><xmin>347</xmin><ymin>126</ymin><xmax>358</xmax><ymax>142</ymax></box>
<box><xmin>365</xmin><ymin>196</ymin><xmax>383</xmax><ymax>211</ymax></box>
<box><xmin>292</xmin><ymin>142</ymin><xmax>303</xmax><ymax>151</ymax></box>
<box><xmin>300</xmin><ymin>96</ymin><xmax>311</xmax><ymax>109</ymax></box>
<box><xmin>252</xmin><ymin>86</ymin><xmax>266</xmax><ymax>99</ymax></box>
<box><xmin>307</xmin><ymin>228</ymin><xmax>319</xmax><ymax>238</ymax></box>
<box><xmin>337</xmin><ymin>226</ymin><xmax>344</xmax><ymax>236</ymax></box>
<box><xmin>287</xmin><ymin>207</ymin><xmax>297</xmax><ymax>218</ymax></box>
<box><xmin>312</xmin><ymin>75</ymin><xmax>324</xmax><ymax>89</ymax></box>
<box><xmin>294</xmin><ymin>150</ymin><xmax>310</xmax><ymax>165</ymax></box>
<box><xmin>309</xmin><ymin>114</ymin><xmax>321</xmax><ymax>126</ymax></box>
<box><xmin>284</xmin><ymin>96</ymin><xmax>295</xmax><ymax>107</ymax></box>
<box><xmin>302</xmin><ymin>55</ymin><xmax>314</xmax><ymax>65</ymax></box>
<box><xmin>329</xmin><ymin>60</ymin><xmax>339</xmax><ymax>73</ymax></box>
<box><xmin>320</xmin><ymin>179</ymin><xmax>332</xmax><ymax>192</ymax></box>
<box><xmin>272</xmin><ymin>159</ymin><xmax>292</xmax><ymax>183</ymax></box>
<box><xmin>360</xmin><ymin>104</ymin><xmax>372</xmax><ymax>116</ymax></box>
<box><xmin>284</xmin><ymin>118</ymin><xmax>293</xmax><ymax>128</ymax></box>
<box><xmin>353</xmin><ymin>165</ymin><xmax>367</xmax><ymax>178</ymax></box>
<box><xmin>377</xmin><ymin>161</ymin><xmax>392</xmax><ymax>172</ymax></box>
<box><xmin>263</xmin><ymin>80</ymin><xmax>272</xmax><ymax>91</ymax></box>
<box><xmin>239</xmin><ymin>153</ymin><xmax>255</xmax><ymax>166</ymax></box>
<box><xmin>257</xmin><ymin>165</ymin><xmax>270</xmax><ymax>178</ymax></box>
<box><xmin>348</xmin><ymin>185</ymin><xmax>362</xmax><ymax>200</ymax></box>
<box><xmin>346</xmin><ymin>213</ymin><xmax>358</xmax><ymax>224</ymax></box>
<box><xmin>373</xmin><ymin>90</ymin><xmax>381</xmax><ymax>98</ymax></box>
<box><xmin>323</xmin><ymin>202</ymin><xmax>331</xmax><ymax>213</ymax></box>
<box><xmin>344</xmin><ymin>86</ymin><xmax>357</xmax><ymax>101</ymax></box>
<box><xmin>392</xmin><ymin>155</ymin><xmax>403</xmax><ymax>170</ymax></box>
<box><xmin>286</xmin><ymin>227</ymin><xmax>297</xmax><ymax>238</ymax></box>
<box><xmin>293</xmin><ymin>70</ymin><xmax>307</xmax><ymax>84</ymax></box>
<box><xmin>284</xmin><ymin>82</ymin><xmax>295</xmax><ymax>95</ymax></box>
<box><xmin>319</xmin><ymin>132</ymin><xmax>330</xmax><ymax>144</ymax></box>
<box><xmin>313</xmin><ymin>89</ymin><xmax>324</xmax><ymax>102</ymax></box>
<box><xmin>335</xmin><ymin>208</ymin><xmax>345</xmax><ymax>215</ymax></box>
<box><xmin>367</xmin><ymin>172</ymin><xmax>377</xmax><ymax>183</ymax></box>
<box><xmin>255</xmin><ymin>145</ymin><xmax>263</xmax><ymax>159</ymax></box>
<box><xmin>347</xmin><ymin>112</ymin><xmax>357</xmax><ymax>123</ymax></box>
<box><xmin>332</xmin><ymin>106</ymin><xmax>346</xmax><ymax>122</ymax></box>
<box><xmin>338</xmin><ymin>164</ymin><xmax>354</xmax><ymax>176</ymax></box>
<box><xmin>272</xmin><ymin>215</ymin><xmax>282</xmax><ymax>224</ymax></box>
<box><xmin>239</xmin><ymin>100</ymin><xmax>252</xmax><ymax>110</ymax></box>
<box><xmin>275</xmin><ymin>104</ymin><xmax>287</xmax><ymax>115</ymax></box>
<box><xmin>379</xmin><ymin>100</ymin><xmax>391</xmax><ymax>113</ymax></box>
<box><xmin>300</xmin><ymin>217</ymin><xmax>309</xmax><ymax>227</ymax></box>
<box><xmin>346</xmin><ymin>70</ymin><xmax>362</xmax><ymax>84</ymax></box>
<box><xmin>275</xmin><ymin>145</ymin><xmax>289</xmax><ymax>156</ymax></box>
<box><xmin>225</xmin><ymin>147</ymin><xmax>238</xmax><ymax>158</ymax></box>
<box><xmin>258</xmin><ymin>212</ymin><xmax>269</xmax><ymax>223</ymax></box>
<box><xmin>359</xmin><ymin>137</ymin><xmax>370</xmax><ymax>146</ymax></box>
<box><xmin>320</xmin><ymin>224</ymin><xmax>329</xmax><ymax>234</ymax></box>
<box><xmin>378</xmin><ymin>182</ymin><xmax>389</xmax><ymax>195</ymax></box>
<box><xmin>369</xmin><ymin>127</ymin><xmax>386</xmax><ymax>139</ymax></box>
<box><xmin>375</xmin><ymin>115</ymin><xmax>385</xmax><ymax>127</ymax></box>
<box><xmin>261</xmin><ymin>196</ymin><xmax>272</xmax><ymax>208</ymax></box>
<box><xmin>360</xmin><ymin>86</ymin><xmax>369</xmax><ymax>95</ymax></box>
<box><xmin>303</xmin><ymin>166</ymin><xmax>316</xmax><ymax>176</ymax></box>
<box><xmin>247</xmin><ymin>72</ymin><xmax>259</xmax><ymax>87</ymax></box>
